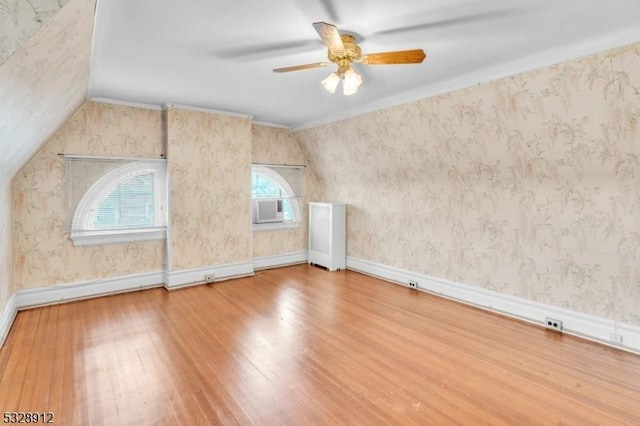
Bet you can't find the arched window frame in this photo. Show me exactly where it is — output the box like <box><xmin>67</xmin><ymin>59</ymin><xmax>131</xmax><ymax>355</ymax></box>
<box><xmin>252</xmin><ymin>165</ymin><xmax>301</xmax><ymax>231</ymax></box>
<box><xmin>70</xmin><ymin>161</ymin><xmax>167</xmax><ymax>246</ymax></box>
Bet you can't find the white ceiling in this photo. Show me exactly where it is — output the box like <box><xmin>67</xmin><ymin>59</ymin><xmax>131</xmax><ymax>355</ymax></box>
<box><xmin>89</xmin><ymin>0</ymin><xmax>640</xmax><ymax>129</ymax></box>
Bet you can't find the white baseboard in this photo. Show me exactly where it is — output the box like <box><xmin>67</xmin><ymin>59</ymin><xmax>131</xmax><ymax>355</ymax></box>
<box><xmin>4</xmin><ymin>257</ymin><xmax>638</xmax><ymax>354</ymax></box>
<box><xmin>0</xmin><ymin>271</ymin><xmax>164</xmax><ymax>349</ymax></box>
<box><xmin>15</xmin><ymin>271</ymin><xmax>165</xmax><ymax>309</ymax></box>
<box><xmin>618</xmin><ymin>322</ymin><xmax>640</xmax><ymax>352</ymax></box>
<box><xmin>164</xmin><ymin>261</ymin><xmax>254</xmax><ymax>290</ymax></box>
<box><xmin>0</xmin><ymin>293</ymin><xmax>17</xmax><ymax>349</ymax></box>
<box><xmin>253</xmin><ymin>251</ymin><xmax>307</xmax><ymax>271</ymax></box>
<box><xmin>347</xmin><ymin>256</ymin><xmax>640</xmax><ymax>354</ymax></box>
<box><xmin>0</xmin><ymin>262</ymin><xmax>256</xmax><ymax>348</ymax></box>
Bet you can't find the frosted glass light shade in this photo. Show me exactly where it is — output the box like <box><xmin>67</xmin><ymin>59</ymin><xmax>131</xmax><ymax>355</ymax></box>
<box><xmin>342</xmin><ymin>68</ymin><xmax>363</xmax><ymax>95</ymax></box>
<box><xmin>321</xmin><ymin>72</ymin><xmax>341</xmax><ymax>93</ymax></box>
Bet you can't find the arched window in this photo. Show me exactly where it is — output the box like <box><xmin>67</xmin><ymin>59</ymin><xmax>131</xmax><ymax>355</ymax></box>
<box><xmin>251</xmin><ymin>165</ymin><xmax>302</xmax><ymax>229</ymax></box>
<box><xmin>66</xmin><ymin>158</ymin><xmax>167</xmax><ymax>246</ymax></box>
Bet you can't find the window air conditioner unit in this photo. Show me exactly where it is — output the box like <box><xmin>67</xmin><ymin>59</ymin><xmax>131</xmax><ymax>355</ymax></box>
<box><xmin>252</xmin><ymin>198</ymin><xmax>284</xmax><ymax>223</ymax></box>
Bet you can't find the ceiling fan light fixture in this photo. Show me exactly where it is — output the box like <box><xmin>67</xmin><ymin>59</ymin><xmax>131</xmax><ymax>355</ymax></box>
<box><xmin>342</xmin><ymin>68</ymin><xmax>363</xmax><ymax>96</ymax></box>
<box><xmin>274</xmin><ymin>22</ymin><xmax>426</xmax><ymax>96</ymax></box>
<box><xmin>321</xmin><ymin>72</ymin><xmax>341</xmax><ymax>93</ymax></box>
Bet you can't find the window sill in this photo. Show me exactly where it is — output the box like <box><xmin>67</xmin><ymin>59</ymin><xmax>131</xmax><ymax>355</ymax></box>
<box><xmin>70</xmin><ymin>228</ymin><xmax>166</xmax><ymax>246</ymax></box>
<box><xmin>252</xmin><ymin>222</ymin><xmax>300</xmax><ymax>232</ymax></box>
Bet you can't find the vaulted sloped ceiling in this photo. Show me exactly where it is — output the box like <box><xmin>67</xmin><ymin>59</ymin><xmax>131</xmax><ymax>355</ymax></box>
<box><xmin>0</xmin><ymin>0</ymin><xmax>95</xmax><ymax>179</ymax></box>
<box><xmin>0</xmin><ymin>0</ymin><xmax>71</xmax><ymax>65</ymax></box>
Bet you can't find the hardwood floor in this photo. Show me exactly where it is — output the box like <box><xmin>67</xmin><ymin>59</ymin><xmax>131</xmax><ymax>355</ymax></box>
<box><xmin>1</xmin><ymin>264</ymin><xmax>639</xmax><ymax>425</ymax></box>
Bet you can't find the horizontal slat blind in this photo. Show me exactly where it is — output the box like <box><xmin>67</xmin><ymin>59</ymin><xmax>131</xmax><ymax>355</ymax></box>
<box><xmin>64</xmin><ymin>157</ymin><xmax>167</xmax><ymax>233</ymax></box>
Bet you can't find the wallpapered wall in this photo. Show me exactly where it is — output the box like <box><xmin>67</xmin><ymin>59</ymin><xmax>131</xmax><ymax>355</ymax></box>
<box><xmin>0</xmin><ymin>180</ymin><xmax>11</xmax><ymax>312</ymax></box>
<box><xmin>11</xmin><ymin>103</ymin><xmax>303</xmax><ymax>291</ymax></box>
<box><xmin>12</xmin><ymin>102</ymin><xmax>166</xmax><ymax>289</ymax></box>
<box><xmin>296</xmin><ymin>43</ymin><xmax>640</xmax><ymax>327</ymax></box>
<box><xmin>0</xmin><ymin>0</ymin><xmax>94</xmax><ymax>178</ymax></box>
<box><xmin>166</xmin><ymin>108</ymin><xmax>252</xmax><ymax>270</ymax></box>
<box><xmin>251</xmin><ymin>125</ymin><xmax>321</xmax><ymax>258</ymax></box>
<box><xmin>0</xmin><ymin>0</ymin><xmax>70</xmax><ymax>64</ymax></box>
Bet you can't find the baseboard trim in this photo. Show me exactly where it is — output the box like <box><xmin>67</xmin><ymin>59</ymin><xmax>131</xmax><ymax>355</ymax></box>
<box><xmin>253</xmin><ymin>251</ymin><xmax>307</xmax><ymax>271</ymax></box>
<box><xmin>164</xmin><ymin>261</ymin><xmax>254</xmax><ymax>290</ymax></box>
<box><xmin>15</xmin><ymin>271</ymin><xmax>165</xmax><ymax>310</ymax></box>
<box><xmin>346</xmin><ymin>257</ymin><xmax>640</xmax><ymax>354</ymax></box>
<box><xmin>0</xmin><ymin>271</ymin><xmax>164</xmax><ymax>348</ymax></box>
<box><xmin>0</xmin><ymin>293</ymin><xmax>17</xmax><ymax>349</ymax></box>
<box><xmin>4</xmin><ymin>258</ymin><xmax>637</xmax><ymax>354</ymax></box>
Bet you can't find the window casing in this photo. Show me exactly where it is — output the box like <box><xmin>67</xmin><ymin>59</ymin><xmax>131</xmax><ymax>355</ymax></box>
<box><xmin>65</xmin><ymin>157</ymin><xmax>167</xmax><ymax>246</ymax></box>
<box><xmin>251</xmin><ymin>165</ymin><xmax>303</xmax><ymax>231</ymax></box>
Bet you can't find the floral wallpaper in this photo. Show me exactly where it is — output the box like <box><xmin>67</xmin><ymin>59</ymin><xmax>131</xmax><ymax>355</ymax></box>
<box><xmin>296</xmin><ymin>43</ymin><xmax>640</xmax><ymax>327</ymax></box>
<box><xmin>0</xmin><ymin>0</ymin><xmax>70</xmax><ymax>64</ymax></box>
<box><xmin>0</xmin><ymin>0</ymin><xmax>94</xmax><ymax>179</ymax></box>
<box><xmin>251</xmin><ymin>125</ymin><xmax>321</xmax><ymax>258</ymax></box>
<box><xmin>12</xmin><ymin>102</ymin><xmax>166</xmax><ymax>290</ymax></box>
<box><xmin>167</xmin><ymin>108</ymin><xmax>252</xmax><ymax>270</ymax></box>
<box><xmin>0</xmin><ymin>180</ymin><xmax>11</xmax><ymax>311</ymax></box>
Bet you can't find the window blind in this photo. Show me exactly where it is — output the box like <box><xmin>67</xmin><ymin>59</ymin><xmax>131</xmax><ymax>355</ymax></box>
<box><xmin>64</xmin><ymin>156</ymin><xmax>167</xmax><ymax>233</ymax></box>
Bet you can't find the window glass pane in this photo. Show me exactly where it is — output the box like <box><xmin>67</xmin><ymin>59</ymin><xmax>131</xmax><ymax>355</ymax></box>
<box><xmin>93</xmin><ymin>172</ymin><xmax>155</xmax><ymax>229</ymax></box>
<box><xmin>252</xmin><ymin>172</ymin><xmax>296</xmax><ymax>221</ymax></box>
<box><xmin>283</xmin><ymin>199</ymin><xmax>292</xmax><ymax>221</ymax></box>
<box><xmin>252</xmin><ymin>173</ymin><xmax>284</xmax><ymax>198</ymax></box>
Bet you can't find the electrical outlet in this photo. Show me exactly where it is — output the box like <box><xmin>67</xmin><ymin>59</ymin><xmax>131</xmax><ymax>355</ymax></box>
<box><xmin>408</xmin><ymin>280</ymin><xmax>418</xmax><ymax>289</ymax></box>
<box><xmin>610</xmin><ymin>333</ymin><xmax>623</xmax><ymax>344</ymax></box>
<box><xmin>204</xmin><ymin>274</ymin><xmax>216</xmax><ymax>283</ymax></box>
<box><xmin>544</xmin><ymin>317</ymin><xmax>563</xmax><ymax>331</ymax></box>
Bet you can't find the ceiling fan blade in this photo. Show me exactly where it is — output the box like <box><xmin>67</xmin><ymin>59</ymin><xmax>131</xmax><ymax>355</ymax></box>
<box><xmin>361</xmin><ymin>49</ymin><xmax>426</xmax><ymax>65</ymax></box>
<box><xmin>313</xmin><ymin>21</ymin><xmax>345</xmax><ymax>55</ymax></box>
<box><xmin>273</xmin><ymin>62</ymin><xmax>332</xmax><ymax>73</ymax></box>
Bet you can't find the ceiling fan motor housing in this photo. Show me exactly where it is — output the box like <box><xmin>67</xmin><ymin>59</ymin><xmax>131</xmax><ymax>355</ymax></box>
<box><xmin>328</xmin><ymin>34</ymin><xmax>362</xmax><ymax>72</ymax></box>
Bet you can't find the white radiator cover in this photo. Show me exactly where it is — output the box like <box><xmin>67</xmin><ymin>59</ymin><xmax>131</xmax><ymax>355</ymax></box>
<box><xmin>308</xmin><ymin>202</ymin><xmax>346</xmax><ymax>271</ymax></box>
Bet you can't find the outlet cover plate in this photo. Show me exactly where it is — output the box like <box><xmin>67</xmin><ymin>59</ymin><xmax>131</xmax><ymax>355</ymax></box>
<box><xmin>545</xmin><ymin>317</ymin><xmax>563</xmax><ymax>331</ymax></box>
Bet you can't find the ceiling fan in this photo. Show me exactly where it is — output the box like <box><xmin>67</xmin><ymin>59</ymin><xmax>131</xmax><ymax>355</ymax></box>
<box><xmin>273</xmin><ymin>22</ymin><xmax>426</xmax><ymax>96</ymax></box>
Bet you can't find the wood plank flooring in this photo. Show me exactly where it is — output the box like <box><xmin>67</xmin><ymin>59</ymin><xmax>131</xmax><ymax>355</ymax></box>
<box><xmin>1</xmin><ymin>264</ymin><xmax>639</xmax><ymax>425</ymax></box>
